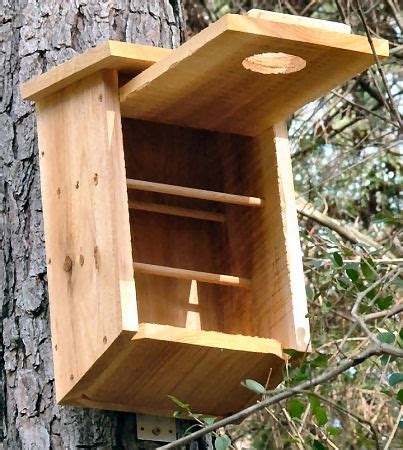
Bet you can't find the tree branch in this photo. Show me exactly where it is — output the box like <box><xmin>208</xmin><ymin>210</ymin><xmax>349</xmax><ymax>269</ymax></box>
<box><xmin>295</xmin><ymin>197</ymin><xmax>397</xmax><ymax>258</ymax></box>
<box><xmin>355</xmin><ymin>0</ymin><xmax>403</xmax><ymax>129</ymax></box>
<box><xmin>158</xmin><ymin>346</ymin><xmax>384</xmax><ymax>449</ymax></box>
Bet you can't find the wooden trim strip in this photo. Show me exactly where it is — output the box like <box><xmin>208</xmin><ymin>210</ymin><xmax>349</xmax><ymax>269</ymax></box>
<box><xmin>21</xmin><ymin>41</ymin><xmax>171</xmax><ymax>101</ymax></box>
<box><xmin>126</xmin><ymin>179</ymin><xmax>263</xmax><ymax>207</ymax></box>
<box><xmin>128</xmin><ymin>200</ymin><xmax>225</xmax><ymax>222</ymax></box>
<box><xmin>133</xmin><ymin>262</ymin><xmax>251</xmax><ymax>288</ymax></box>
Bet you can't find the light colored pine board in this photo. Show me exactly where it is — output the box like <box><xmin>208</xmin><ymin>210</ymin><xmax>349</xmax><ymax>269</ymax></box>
<box><xmin>21</xmin><ymin>41</ymin><xmax>170</xmax><ymax>101</ymax></box>
<box><xmin>123</xmin><ymin>119</ymin><xmax>235</xmax><ymax>332</ymax></box>
<box><xmin>250</xmin><ymin>122</ymin><xmax>310</xmax><ymax>351</ymax></box>
<box><xmin>126</xmin><ymin>178</ymin><xmax>263</xmax><ymax>206</ymax></box>
<box><xmin>120</xmin><ymin>13</ymin><xmax>388</xmax><ymax>136</ymax></box>
<box><xmin>60</xmin><ymin>323</ymin><xmax>285</xmax><ymax>417</ymax></box>
<box><xmin>247</xmin><ymin>9</ymin><xmax>352</xmax><ymax>33</ymax></box>
<box><xmin>36</xmin><ymin>70</ymin><xmax>137</xmax><ymax>403</ymax></box>
<box><xmin>128</xmin><ymin>200</ymin><xmax>226</xmax><ymax>222</ymax></box>
<box><xmin>133</xmin><ymin>262</ymin><xmax>251</xmax><ymax>288</ymax></box>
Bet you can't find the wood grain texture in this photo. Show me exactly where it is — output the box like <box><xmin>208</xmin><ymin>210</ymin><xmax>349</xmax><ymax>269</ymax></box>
<box><xmin>120</xmin><ymin>13</ymin><xmax>388</xmax><ymax>136</ymax></box>
<box><xmin>36</xmin><ymin>70</ymin><xmax>137</xmax><ymax>403</ymax></box>
<box><xmin>21</xmin><ymin>41</ymin><xmax>170</xmax><ymax>101</ymax></box>
<box><xmin>249</xmin><ymin>123</ymin><xmax>310</xmax><ymax>351</ymax></box>
<box><xmin>123</xmin><ymin>119</ymin><xmax>309</xmax><ymax>350</ymax></box>
<box><xmin>247</xmin><ymin>9</ymin><xmax>352</xmax><ymax>33</ymax></box>
<box><xmin>60</xmin><ymin>323</ymin><xmax>285</xmax><ymax>417</ymax></box>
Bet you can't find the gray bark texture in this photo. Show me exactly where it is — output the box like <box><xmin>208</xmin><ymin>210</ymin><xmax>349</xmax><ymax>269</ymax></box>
<box><xmin>0</xmin><ymin>1</ymin><xmax>187</xmax><ymax>448</ymax></box>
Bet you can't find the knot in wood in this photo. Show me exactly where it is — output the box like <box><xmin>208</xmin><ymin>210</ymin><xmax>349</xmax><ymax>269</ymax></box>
<box><xmin>63</xmin><ymin>255</ymin><xmax>73</xmax><ymax>272</ymax></box>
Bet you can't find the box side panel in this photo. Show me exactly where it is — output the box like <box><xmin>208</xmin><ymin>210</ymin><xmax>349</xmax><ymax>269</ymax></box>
<box><xmin>250</xmin><ymin>122</ymin><xmax>310</xmax><ymax>351</ymax></box>
<box><xmin>36</xmin><ymin>70</ymin><xmax>137</xmax><ymax>402</ymax></box>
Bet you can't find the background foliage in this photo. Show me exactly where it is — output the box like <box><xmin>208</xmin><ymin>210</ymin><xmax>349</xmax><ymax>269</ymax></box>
<box><xmin>179</xmin><ymin>1</ymin><xmax>402</xmax><ymax>448</ymax></box>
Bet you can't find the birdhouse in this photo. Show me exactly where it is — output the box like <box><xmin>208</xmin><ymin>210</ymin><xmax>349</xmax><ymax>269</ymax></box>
<box><xmin>22</xmin><ymin>10</ymin><xmax>388</xmax><ymax>417</ymax></box>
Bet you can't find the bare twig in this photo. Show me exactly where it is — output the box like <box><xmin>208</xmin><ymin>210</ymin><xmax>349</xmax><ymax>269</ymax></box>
<box><xmin>384</xmin><ymin>406</ymin><xmax>402</xmax><ymax>450</ymax></box>
<box><xmin>300</xmin><ymin>390</ymin><xmax>380</xmax><ymax>448</ymax></box>
<box><xmin>296</xmin><ymin>197</ymin><xmax>397</xmax><ymax>258</ymax></box>
<box><xmin>331</xmin><ymin>90</ymin><xmax>400</xmax><ymax>128</ymax></box>
<box><xmin>355</xmin><ymin>0</ymin><xmax>403</xmax><ymax>129</ymax></box>
<box><xmin>364</xmin><ymin>302</ymin><xmax>403</xmax><ymax>321</ymax></box>
<box><xmin>158</xmin><ymin>345</ymin><xmax>385</xmax><ymax>449</ymax></box>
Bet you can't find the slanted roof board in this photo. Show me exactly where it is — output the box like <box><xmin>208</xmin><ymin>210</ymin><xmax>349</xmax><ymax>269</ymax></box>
<box><xmin>119</xmin><ymin>14</ymin><xmax>388</xmax><ymax>136</ymax></box>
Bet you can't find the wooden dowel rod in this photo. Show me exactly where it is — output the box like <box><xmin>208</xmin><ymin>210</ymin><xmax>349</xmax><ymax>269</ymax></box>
<box><xmin>128</xmin><ymin>200</ymin><xmax>225</xmax><ymax>223</ymax></box>
<box><xmin>126</xmin><ymin>178</ymin><xmax>263</xmax><ymax>207</ymax></box>
<box><xmin>133</xmin><ymin>262</ymin><xmax>251</xmax><ymax>288</ymax></box>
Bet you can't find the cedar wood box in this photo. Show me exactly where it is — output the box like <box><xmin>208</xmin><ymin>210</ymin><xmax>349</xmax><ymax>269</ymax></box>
<box><xmin>21</xmin><ymin>10</ymin><xmax>388</xmax><ymax>417</ymax></box>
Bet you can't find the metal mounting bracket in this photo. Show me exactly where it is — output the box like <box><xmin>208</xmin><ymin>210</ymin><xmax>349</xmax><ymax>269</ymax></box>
<box><xmin>136</xmin><ymin>414</ymin><xmax>177</xmax><ymax>443</ymax></box>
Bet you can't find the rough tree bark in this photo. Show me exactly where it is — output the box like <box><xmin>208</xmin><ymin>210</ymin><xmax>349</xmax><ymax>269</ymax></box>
<box><xmin>0</xmin><ymin>1</ymin><xmax>186</xmax><ymax>448</ymax></box>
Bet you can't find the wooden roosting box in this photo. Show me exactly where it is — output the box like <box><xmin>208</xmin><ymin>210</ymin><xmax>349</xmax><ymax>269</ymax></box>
<box><xmin>22</xmin><ymin>10</ymin><xmax>388</xmax><ymax>417</ymax></box>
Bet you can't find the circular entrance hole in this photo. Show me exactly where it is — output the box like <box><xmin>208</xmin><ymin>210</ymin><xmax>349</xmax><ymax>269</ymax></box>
<box><xmin>242</xmin><ymin>52</ymin><xmax>306</xmax><ymax>75</ymax></box>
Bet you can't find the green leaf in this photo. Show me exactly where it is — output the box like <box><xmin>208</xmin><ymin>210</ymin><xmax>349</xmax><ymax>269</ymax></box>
<box><xmin>309</xmin><ymin>395</ymin><xmax>320</xmax><ymax>409</ymax></box>
<box><xmin>333</xmin><ymin>252</ymin><xmax>343</xmax><ymax>267</ymax></box>
<box><xmin>374</xmin><ymin>213</ymin><xmax>402</xmax><ymax>224</ymax></box>
<box><xmin>391</xmin><ymin>278</ymin><xmax>403</xmax><ymax>288</ymax></box>
<box><xmin>242</xmin><ymin>379</ymin><xmax>266</xmax><ymax>395</ymax></box>
<box><xmin>346</xmin><ymin>268</ymin><xmax>359</xmax><ymax>282</ymax></box>
<box><xmin>314</xmin><ymin>406</ymin><xmax>328</xmax><ymax>426</ymax></box>
<box><xmin>311</xmin><ymin>353</ymin><xmax>330</xmax><ymax>368</ymax></box>
<box><xmin>283</xmin><ymin>348</ymin><xmax>304</xmax><ymax>358</ymax></box>
<box><xmin>380</xmin><ymin>355</ymin><xmax>397</xmax><ymax>366</ymax></box>
<box><xmin>378</xmin><ymin>332</ymin><xmax>395</xmax><ymax>344</ymax></box>
<box><xmin>306</xmin><ymin>285</ymin><xmax>314</xmax><ymax>300</ymax></box>
<box><xmin>397</xmin><ymin>389</ymin><xmax>403</xmax><ymax>404</ymax></box>
<box><xmin>309</xmin><ymin>397</ymin><xmax>328</xmax><ymax>426</ymax></box>
<box><xmin>287</xmin><ymin>398</ymin><xmax>305</xmax><ymax>419</ymax></box>
<box><xmin>376</xmin><ymin>296</ymin><xmax>393</xmax><ymax>310</ymax></box>
<box><xmin>215</xmin><ymin>434</ymin><xmax>231</xmax><ymax>450</ymax></box>
<box><xmin>313</xmin><ymin>259</ymin><xmax>323</xmax><ymax>268</ymax></box>
<box><xmin>341</xmin><ymin>246</ymin><xmax>354</xmax><ymax>256</ymax></box>
<box><xmin>326</xmin><ymin>427</ymin><xmax>342</xmax><ymax>436</ymax></box>
<box><xmin>202</xmin><ymin>417</ymin><xmax>216</xmax><ymax>426</ymax></box>
<box><xmin>167</xmin><ymin>395</ymin><xmax>190</xmax><ymax>410</ymax></box>
<box><xmin>389</xmin><ymin>373</ymin><xmax>403</xmax><ymax>387</ymax></box>
<box><xmin>361</xmin><ymin>261</ymin><xmax>376</xmax><ymax>282</ymax></box>
<box><xmin>312</xmin><ymin>439</ymin><xmax>328</xmax><ymax>450</ymax></box>
<box><xmin>173</xmin><ymin>411</ymin><xmax>181</xmax><ymax>418</ymax></box>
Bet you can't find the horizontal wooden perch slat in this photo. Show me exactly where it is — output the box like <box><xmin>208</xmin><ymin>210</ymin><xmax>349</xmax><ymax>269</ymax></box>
<box><xmin>126</xmin><ymin>179</ymin><xmax>263</xmax><ymax>207</ymax></box>
<box><xmin>133</xmin><ymin>262</ymin><xmax>251</xmax><ymax>288</ymax></box>
<box><xmin>128</xmin><ymin>200</ymin><xmax>225</xmax><ymax>222</ymax></box>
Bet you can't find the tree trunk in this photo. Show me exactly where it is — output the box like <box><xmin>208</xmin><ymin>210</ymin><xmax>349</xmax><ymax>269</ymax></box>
<box><xmin>0</xmin><ymin>2</ymin><xmax>185</xmax><ymax>448</ymax></box>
